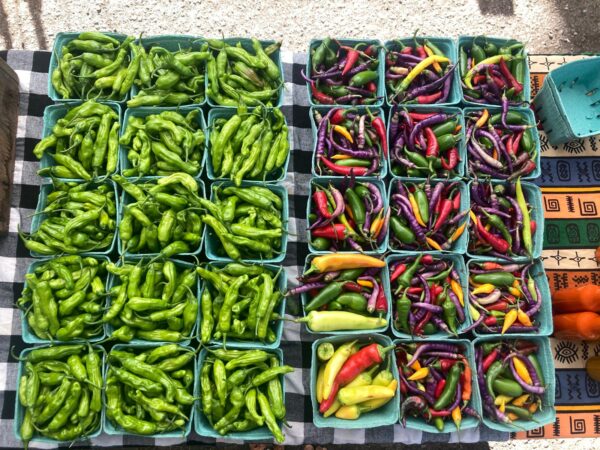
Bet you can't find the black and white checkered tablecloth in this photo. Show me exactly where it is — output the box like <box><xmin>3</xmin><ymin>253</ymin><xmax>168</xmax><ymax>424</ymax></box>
<box><xmin>0</xmin><ymin>49</ymin><xmax>510</xmax><ymax>447</ymax></box>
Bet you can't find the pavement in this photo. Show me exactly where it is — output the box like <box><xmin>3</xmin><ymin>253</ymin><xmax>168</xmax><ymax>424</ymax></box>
<box><xmin>2</xmin><ymin>0</ymin><xmax>600</xmax><ymax>449</ymax></box>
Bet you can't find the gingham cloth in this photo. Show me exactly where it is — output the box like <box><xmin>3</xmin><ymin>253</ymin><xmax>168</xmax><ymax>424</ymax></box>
<box><xmin>0</xmin><ymin>49</ymin><xmax>510</xmax><ymax>447</ymax></box>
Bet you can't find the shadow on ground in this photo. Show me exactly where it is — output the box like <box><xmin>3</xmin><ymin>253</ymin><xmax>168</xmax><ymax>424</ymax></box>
<box><xmin>128</xmin><ymin>444</ymin><xmax>490</xmax><ymax>450</ymax></box>
<box><xmin>553</xmin><ymin>0</ymin><xmax>600</xmax><ymax>53</ymax></box>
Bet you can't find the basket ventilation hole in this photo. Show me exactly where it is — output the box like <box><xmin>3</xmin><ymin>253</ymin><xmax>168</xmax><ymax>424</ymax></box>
<box><xmin>586</xmin><ymin>88</ymin><xmax>598</xmax><ymax>97</ymax></box>
<box><xmin>570</xmin><ymin>77</ymin><xmax>579</xmax><ymax>87</ymax></box>
<box><xmin>591</xmin><ymin>99</ymin><xmax>600</xmax><ymax>107</ymax></box>
<box><xmin>546</xmin><ymin>129</ymin><xmax>553</xmax><ymax>134</ymax></box>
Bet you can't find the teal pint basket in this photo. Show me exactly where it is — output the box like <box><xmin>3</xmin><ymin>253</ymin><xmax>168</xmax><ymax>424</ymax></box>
<box><xmin>20</xmin><ymin>256</ymin><xmax>110</xmax><ymax>344</ymax></box>
<box><xmin>309</xmin><ymin>106</ymin><xmax>388</xmax><ymax>178</ymax></box>
<box><xmin>48</xmin><ymin>31</ymin><xmax>130</xmax><ymax>103</ymax></box>
<box><xmin>306</xmin><ymin>38</ymin><xmax>384</xmax><ymax>108</ymax></box>
<box><xmin>198</xmin><ymin>262</ymin><xmax>286</xmax><ymax>349</ymax></box>
<box><xmin>463</xmin><ymin>106</ymin><xmax>541</xmax><ymax>181</ymax></box>
<box><xmin>474</xmin><ymin>336</ymin><xmax>556</xmax><ymax>432</ymax></box>
<box><xmin>204</xmin><ymin>181</ymin><xmax>288</xmax><ymax>263</ymax></box>
<box><xmin>310</xmin><ymin>334</ymin><xmax>400</xmax><ymax>428</ymax></box>
<box><xmin>205</xmin><ymin>107</ymin><xmax>290</xmax><ymax>182</ymax></box>
<box><xmin>458</xmin><ymin>35</ymin><xmax>530</xmax><ymax>107</ymax></box>
<box><xmin>532</xmin><ymin>56</ymin><xmax>600</xmax><ymax>145</ymax></box>
<box><xmin>307</xmin><ymin>177</ymin><xmax>388</xmax><ymax>254</ymax></box>
<box><xmin>195</xmin><ymin>345</ymin><xmax>286</xmax><ymax>440</ymax></box>
<box><xmin>130</xmin><ymin>35</ymin><xmax>207</xmax><ymax>107</ymax></box>
<box><xmin>103</xmin><ymin>343</ymin><xmax>196</xmax><ymax>438</ymax></box>
<box><xmin>387</xmin><ymin>253</ymin><xmax>472</xmax><ymax>339</ymax></box>
<box><xmin>300</xmin><ymin>253</ymin><xmax>390</xmax><ymax>335</ymax></box>
<box><xmin>387</xmin><ymin>178</ymin><xmax>470</xmax><ymax>254</ymax></box>
<box><xmin>387</xmin><ymin>105</ymin><xmax>466</xmax><ymax>180</ymax></box>
<box><xmin>384</xmin><ymin>37</ymin><xmax>460</xmax><ymax>107</ymax></box>
<box><xmin>119</xmin><ymin>105</ymin><xmax>206</xmax><ymax>179</ymax></box>
<box><xmin>14</xmin><ymin>345</ymin><xmax>105</xmax><ymax>445</ymax></box>
<box><xmin>205</xmin><ymin>37</ymin><xmax>284</xmax><ymax>108</ymax></box>
<box><xmin>395</xmin><ymin>339</ymin><xmax>482</xmax><ymax>433</ymax></box>
<box><xmin>467</xmin><ymin>180</ymin><xmax>543</xmax><ymax>261</ymax></box>
<box><xmin>39</xmin><ymin>101</ymin><xmax>122</xmax><ymax>181</ymax></box>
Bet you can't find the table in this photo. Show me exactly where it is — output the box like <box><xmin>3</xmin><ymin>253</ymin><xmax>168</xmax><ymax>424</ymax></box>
<box><xmin>0</xmin><ymin>49</ymin><xmax>598</xmax><ymax>447</ymax></box>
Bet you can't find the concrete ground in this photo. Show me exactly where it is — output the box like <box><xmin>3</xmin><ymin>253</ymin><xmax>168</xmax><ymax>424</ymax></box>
<box><xmin>2</xmin><ymin>0</ymin><xmax>600</xmax><ymax>449</ymax></box>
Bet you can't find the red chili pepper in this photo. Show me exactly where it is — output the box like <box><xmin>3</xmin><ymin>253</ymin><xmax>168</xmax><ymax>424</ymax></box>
<box><xmin>531</xmin><ymin>219</ymin><xmax>537</xmax><ymax>235</ymax></box>
<box><xmin>367</xmin><ymin>114</ymin><xmax>388</xmax><ymax>158</ymax></box>
<box><xmin>482</xmin><ymin>262</ymin><xmax>504</xmax><ymax>271</ymax></box>
<box><xmin>499</xmin><ymin>58</ymin><xmax>523</xmax><ymax>94</ymax></box>
<box><xmin>390</xmin><ymin>263</ymin><xmax>407</xmax><ymax>282</ymax></box>
<box><xmin>407</xmin><ymin>286</ymin><xmax>423</xmax><ymax>295</ymax></box>
<box><xmin>487</xmin><ymin>300</ymin><xmax>509</xmax><ymax>312</ymax></box>
<box><xmin>401</xmin><ymin>46</ymin><xmax>413</xmax><ymax>55</ymax></box>
<box><xmin>519</xmin><ymin>160</ymin><xmax>537</xmax><ymax>177</ymax></box>
<box><xmin>311</xmin><ymin>84</ymin><xmax>335</xmax><ymax>105</ymax></box>
<box><xmin>441</xmin><ymin>147</ymin><xmax>459</xmax><ymax>170</ymax></box>
<box><xmin>491</xmin><ymin>75</ymin><xmax>507</xmax><ymax>89</ymax></box>
<box><xmin>313</xmin><ymin>190</ymin><xmax>332</xmax><ymax>219</ymax></box>
<box><xmin>422</xmin><ymin>254</ymin><xmax>434</xmax><ymax>265</ymax></box>
<box><xmin>476</xmin><ymin>220</ymin><xmax>510</xmax><ymax>253</ymax></box>
<box><xmin>312</xmin><ymin>223</ymin><xmax>347</xmax><ymax>240</ymax></box>
<box><xmin>400</xmin><ymin>378</ymin><xmax>408</xmax><ymax>395</ymax></box>
<box><xmin>433</xmin><ymin>199</ymin><xmax>453</xmax><ymax>233</ymax></box>
<box><xmin>452</xmin><ymin>191</ymin><xmax>461</xmax><ymax>211</ymax></box>
<box><xmin>416</xmin><ymin>46</ymin><xmax>427</xmax><ymax>58</ymax></box>
<box><xmin>434</xmin><ymin>379</ymin><xmax>446</xmax><ymax>398</ymax></box>
<box><xmin>409</xmin><ymin>112</ymin><xmax>436</xmax><ymax>121</ymax></box>
<box><xmin>364</xmin><ymin>44</ymin><xmax>376</xmax><ymax>57</ymax></box>
<box><xmin>424</xmin><ymin>127</ymin><xmax>439</xmax><ymax>158</ymax></box>
<box><xmin>342</xmin><ymin>281</ymin><xmax>363</xmax><ymax>293</ymax></box>
<box><xmin>414</xmin><ymin>311</ymin><xmax>432</xmax><ymax>335</ymax></box>
<box><xmin>366</xmin><ymin>81</ymin><xmax>377</xmax><ymax>93</ymax></box>
<box><xmin>440</xmin><ymin>359</ymin><xmax>457</xmax><ymax>372</ymax></box>
<box><xmin>506</xmin><ymin>134</ymin><xmax>515</xmax><ymax>156</ymax></box>
<box><xmin>309</xmin><ymin>288</ymin><xmax>320</xmax><ymax>298</ymax></box>
<box><xmin>429</xmin><ymin>409</ymin><xmax>452</xmax><ymax>417</ymax></box>
<box><xmin>375</xmin><ymin>286</ymin><xmax>388</xmax><ymax>314</ymax></box>
<box><xmin>342</xmin><ymin>48</ymin><xmax>360</xmax><ymax>76</ymax></box>
<box><xmin>482</xmin><ymin>348</ymin><xmax>499</xmax><ymax>372</ymax></box>
<box><xmin>512</xmin><ymin>131</ymin><xmax>523</xmax><ymax>154</ymax></box>
<box><xmin>319</xmin><ymin>156</ymin><xmax>368</xmax><ymax>176</ymax></box>
<box><xmin>484</xmin><ymin>315</ymin><xmax>497</xmax><ymax>326</ymax></box>
<box><xmin>504</xmin><ymin>294</ymin><xmax>517</xmax><ymax>304</ymax></box>
<box><xmin>417</xmin><ymin>91</ymin><xmax>443</xmax><ymax>104</ymax></box>
<box><xmin>330</xmin><ymin>108</ymin><xmax>346</xmax><ymax>125</ymax></box>
<box><xmin>431</xmin><ymin>284</ymin><xmax>443</xmax><ymax>300</ymax></box>
<box><xmin>473</xmin><ymin>74</ymin><xmax>486</xmax><ymax>85</ymax></box>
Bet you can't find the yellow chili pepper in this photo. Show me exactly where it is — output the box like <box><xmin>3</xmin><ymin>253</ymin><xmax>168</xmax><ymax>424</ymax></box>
<box><xmin>322</xmin><ymin>340</ymin><xmax>357</xmax><ymax>400</ymax></box>
<box><xmin>339</xmin><ymin>213</ymin><xmax>358</xmax><ymax>236</ymax></box>
<box><xmin>324</xmin><ymin>369</ymin><xmax>372</xmax><ymax>417</ymax></box>
<box><xmin>426</xmin><ymin>237</ymin><xmax>442</xmax><ymax>251</ymax></box>
<box><xmin>308</xmin><ymin>253</ymin><xmax>386</xmax><ymax>273</ymax></box>
<box><xmin>494</xmin><ymin>395</ymin><xmax>514</xmax><ymax>406</ymax></box>
<box><xmin>528</xmin><ymin>402</ymin><xmax>539</xmax><ymax>414</ymax></box>
<box><xmin>451</xmin><ymin>406</ymin><xmax>462</xmax><ymax>430</ymax></box>
<box><xmin>475</xmin><ymin>109</ymin><xmax>489</xmax><ymax>128</ymax></box>
<box><xmin>331</xmin><ymin>154</ymin><xmax>352</xmax><ymax>160</ymax></box>
<box><xmin>407</xmin><ymin>367</ymin><xmax>429</xmax><ymax>381</ymax></box>
<box><xmin>333</xmin><ymin>125</ymin><xmax>353</xmax><ymax>143</ymax></box>
<box><xmin>512</xmin><ymin>394</ymin><xmax>530</xmax><ymax>407</ymax></box>
<box><xmin>472</xmin><ymin>283</ymin><xmax>496</xmax><ymax>295</ymax></box>
<box><xmin>513</xmin><ymin>356</ymin><xmax>533</xmax><ymax>385</ymax></box>
<box><xmin>357</xmin><ymin>279</ymin><xmax>374</xmax><ymax>288</ymax></box>
<box><xmin>464</xmin><ymin>55</ymin><xmax>514</xmax><ymax>88</ymax></box>
<box><xmin>492</xmin><ymin>148</ymin><xmax>499</xmax><ymax>160</ymax></box>
<box><xmin>506</xmin><ymin>412</ymin><xmax>519</xmax><ymax>421</ymax></box>
<box><xmin>409</xmin><ymin>358</ymin><xmax>422</xmax><ymax>371</ymax></box>
<box><xmin>469</xmin><ymin>304</ymin><xmax>481</xmax><ymax>321</ymax></box>
<box><xmin>338</xmin><ymin>384</ymin><xmax>396</xmax><ymax>406</ymax></box>
<box><xmin>424</xmin><ymin>45</ymin><xmax>443</xmax><ymax>73</ymax></box>
<box><xmin>469</xmin><ymin>210</ymin><xmax>478</xmax><ymax>225</ymax></box>
<box><xmin>508</xmin><ymin>287</ymin><xmax>522</xmax><ymax>298</ymax></box>
<box><xmin>334</xmin><ymin>380</ymin><xmax>398</xmax><ymax>420</ymax></box>
<box><xmin>450</xmin><ymin>279</ymin><xmax>464</xmax><ymax>307</ymax></box>
<box><xmin>499</xmin><ymin>399</ymin><xmax>506</xmax><ymax>413</ymax></box>
<box><xmin>517</xmin><ymin>309</ymin><xmax>533</xmax><ymax>327</ymax></box>
<box><xmin>502</xmin><ymin>309</ymin><xmax>518</xmax><ymax>334</ymax></box>
<box><xmin>399</xmin><ymin>55</ymin><xmax>450</xmax><ymax>92</ymax></box>
<box><xmin>450</xmin><ymin>221</ymin><xmax>467</xmax><ymax>242</ymax></box>
<box><xmin>408</xmin><ymin>193</ymin><xmax>426</xmax><ymax>226</ymax></box>
<box><xmin>316</xmin><ymin>364</ymin><xmax>325</xmax><ymax>403</ymax></box>
<box><xmin>369</xmin><ymin>211</ymin><xmax>384</xmax><ymax>236</ymax></box>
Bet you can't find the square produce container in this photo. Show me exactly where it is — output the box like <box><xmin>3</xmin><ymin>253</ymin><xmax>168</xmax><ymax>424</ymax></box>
<box><xmin>30</xmin><ymin>179</ymin><xmax>119</xmax><ymax>257</ymax></box>
<box><xmin>306</xmin><ymin>38</ymin><xmax>384</xmax><ymax>108</ymax></box>
<box><xmin>310</xmin><ymin>334</ymin><xmax>400</xmax><ymax>428</ymax></box>
<box><xmin>384</xmin><ymin>37</ymin><xmax>460</xmax><ymax>107</ymax></box>
<box><xmin>198</xmin><ymin>262</ymin><xmax>286</xmax><ymax>349</ymax></box>
<box><xmin>470</xmin><ymin>258</ymin><xmax>553</xmax><ymax>337</ymax></box>
<box><xmin>206</xmin><ymin>37</ymin><xmax>284</xmax><ymax>108</ymax></box>
<box><xmin>117</xmin><ymin>177</ymin><xmax>205</xmax><ymax>257</ymax></box>
<box><xmin>310</xmin><ymin>106</ymin><xmax>388</xmax><ymax>178</ymax></box>
<box><xmin>103</xmin><ymin>343</ymin><xmax>196</xmax><ymax>438</ymax></box>
<box><xmin>307</xmin><ymin>177</ymin><xmax>388</xmax><ymax>254</ymax></box>
<box><xmin>38</xmin><ymin>101</ymin><xmax>122</xmax><ymax>181</ymax></box>
<box><xmin>21</xmin><ymin>256</ymin><xmax>110</xmax><ymax>344</ymax></box>
<box><xmin>48</xmin><ymin>32</ymin><xmax>130</xmax><ymax>102</ymax></box>
<box><xmin>394</xmin><ymin>339</ymin><xmax>482</xmax><ymax>433</ymax></box>
<box><xmin>195</xmin><ymin>345</ymin><xmax>285</xmax><ymax>440</ymax></box>
<box><xmin>387</xmin><ymin>105</ymin><xmax>466</xmax><ymax>180</ymax></box>
<box><xmin>206</xmin><ymin>107</ymin><xmax>290</xmax><ymax>182</ymax></box>
<box><xmin>387</xmin><ymin>178</ymin><xmax>470</xmax><ymax>254</ymax></box>
<box><xmin>130</xmin><ymin>35</ymin><xmax>207</xmax><ymax>107</ymax></box>
<box><xmin>299</xmin><ymin>253</ymin><xmax>390</xmax><ymax>335</ymax></box>
<box><xmin>467</xmin><ymin>180</ymin><xmax>543</xmax><ymax>261</ymax></box>
<box><xmin>204</xmin><ymin>181</ymin><xmax>288</xmax><ymax>263</ymax></box>
<box><xmin>14</xmin><ymin>345</ymin><xmax>105</xmax><ymax>445</ymax></box>
<box><xmin>387</xmin><ymin>253</ymin><xmax>471</xmax><ymax>339</ymax></box>
<box><xmin>119</xmin><ymin>105</ymin><xmax>206</xmax><ymax>179</ymax></box>
<box><xmin>474</xmin><ymin>336</ymin><xmax>556</xmax><ymax>432</ymax></box>
<box><xmin>463</xmin><ymin>106</ymin><xmax>541</xmax><ymax>181</ymax></box>
<box><xmin>532</xmin><ymin>56</ymin><xmax>600</xmax><ymax>145</ymax></box>
<box><xmin>457</xmin><ymin>36</ymin><xmax>530</xmax><ymax>107</ymax></box>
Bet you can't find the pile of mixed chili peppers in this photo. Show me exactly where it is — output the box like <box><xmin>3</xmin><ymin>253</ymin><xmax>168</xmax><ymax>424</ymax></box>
<box><xmin>469</xmin><ymin>178</ymin><xmax>536</xmax><ymax>259</ymax></box>
<box><xmin>106</xmin><ymin>345</ymin><xmax>195</xmax><ymax>434</ymax></box>
<box><xmin>468</xmin><ymin>261</ymin><xmax>542</xmax><ymax>334</ymax></box>
<box><xmin>385</xmin><ymin>37</ymin><xmax>455</xmax><ymax>105</ymax></box>
<box><xmin>476</xmin><ymin>339</ymin><xmax>546</xmax><ymax>426</ymax></box>
<box><xmin>18</xmin><ymin>344</ymin><xmax>102</xmax><ymax>446</ymax></box>
<box><xmin>309</xmin><ymin>179</ymin><xmax>389</xmax><ymax>252</ymax></box>
<box><xmin>460</xmin><ymin>37</ymin><xmax>527</xmax><ymax>105</ymax></box>
<box><xmin>389</xmin><ymin>179</ymin><xmax>467</xmax><ymax>251</ymax></box>
<box><xmin>313</xmin><ymin>107</ymin><xmax>387</xmax><ymax>177</ymax></box>
<box><xmin>315</xmin><ymin>339</ymin><xmax>398</xmax><ymax>419</ymax></box>
<box><xmin>196</xmin><ymin>263</ymin><xmax>284</xmax><ymax>343</ymax></box>
<box><xmin>389</xmin><ymin>108</ymin><xmax>463</xmax><ymax>178</ymax></box>
<box><xmin>390</xmin><ymin>255</ymin><xmax>466</xmax><ymax>337</ymax></box>
<box><xmin>18</xmin><ymin>256</ymin><xmax>107</xmax><ymax>341</ymax></box>
<box><xmin>288</xmin><ymin>254</ymin><xmax>388</xmax><ymax>332</ymax></box>
<box><xmin>201</xmin><ymin>348</ymin><xmax>293</xmax><ymax>441</ymax></box>
<box><xmin>466</xmin><ymin>103</ymin><xmax>536</xmax><ymax>180</ymax></box>
<box><xmin>396</xmin><ymin>342</ymin><xmax>479</xmax><ymax>431</ymax></box>
<box><xmin>119</xmin><ymin>109</ymin><xmax>205</xmax><ymax>178</ymax></box>
<box><xmin>305</xmin><ymin>38</ymin><xmax>380</xmax><ymax>105</ymax></box>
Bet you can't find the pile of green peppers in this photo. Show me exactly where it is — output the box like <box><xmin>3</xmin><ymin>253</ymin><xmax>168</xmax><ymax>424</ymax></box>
<box><xmin>119</xmin><ymin>109</ymin><xmax>205</xmax><ymax>177</ymax></box>
<box><xmin>114</xmin><ymin>173</ymin><xmax>203</xmax><ymax>256</ymax></box>
<box><xmin>18</xmin><ymin>256</ymin><xmax>107</xmax><ymax>341</ymax></box>
<box><xmin>51</xmin><ymin>32</ymin><xmax>137</xmax><ymax>101</ymax></box>
<box><xmin>210</xmin><ymin>107</ymin><xmax>289</xmax><ymax>184</ymax></box>
<box><xmin>34</xmin><ymin>100</ymin><xmax>119</xmax><ymax>179</ymax></box>
<box><xmin>106</xmin><ymin>345</ymin><xmax>195</xmax><ymax>435</ymax></box>
<box><xmin>104</xmin><ymin>259</ymin><xmax>198</xmax><ymax>343</ymax></box>
<box><xmin>20</xmin><ymin>180</ymin><xmax>117</xmax><ymax>255</ymax></box>
<box><xmin>18</xmin><ymin>344</ymin><xmax>102</xmax><ymax>446</ymax></box>
<box><xmin>206</xmin><ymin>39</ymin><xmax>282</xmax><ymax>106</ymax></box>
<box><xmin>127</xmin><ymin>41</ymin><xmax>208</xmax><ymax>108</ymax></box>
<box><xmin>202</xmin><ymin>184</ymin><xmax>285</xmax><ymax>260</ymax></box>
<box><xmin>201</xmin><ymin>348</ymin><xmax>293</xmax><ymax>441</ymax></box>
<box><xmin>197</xmin><ymin>263</ymin><xmax>283</xmax><ymax>344</ymax></box>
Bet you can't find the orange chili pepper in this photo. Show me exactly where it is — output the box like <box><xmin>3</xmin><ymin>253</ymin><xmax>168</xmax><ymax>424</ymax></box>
<box><xmin>475</xmin><ymin>109</ymin><xmax>489</xmax><ymax>128</ymax></box>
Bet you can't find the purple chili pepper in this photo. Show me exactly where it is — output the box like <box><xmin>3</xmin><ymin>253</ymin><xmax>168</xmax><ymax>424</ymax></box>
<box><xmin>285</xmin><ymin>282</ymin><xmax>327</xmax><ymax>296</ymax></box>
<box><xmin>408</xmin><ymin>114</ymin><xmax>448</xmax><ymax>150</ymax></box>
